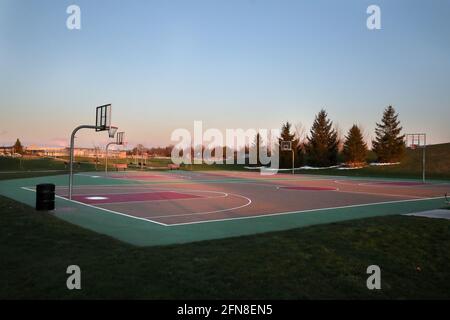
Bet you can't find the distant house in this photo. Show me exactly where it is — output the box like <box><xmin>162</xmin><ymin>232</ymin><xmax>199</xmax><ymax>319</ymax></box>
<box><xmin>72</xmin><ymin>148</ymin><xmax>126</xmax><ymax>159</ymax></box>
<box><xmin>0</xmin><ymin>146</ymin><xmax>15</xmax><ymax>155</ymax></box>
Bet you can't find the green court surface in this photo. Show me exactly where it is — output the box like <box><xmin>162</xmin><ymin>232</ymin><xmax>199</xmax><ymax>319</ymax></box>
<box><xmin>0</xmin><ymin>172</ymin><xmax>448</xmax><ymax>246</ymax></box>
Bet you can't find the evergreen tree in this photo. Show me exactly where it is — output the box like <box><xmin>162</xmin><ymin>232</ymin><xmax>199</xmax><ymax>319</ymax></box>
<box><xmin>343</xmin><ymin>125</ymin><xmax>368</xmax><ymax>166</ymax></box>
<box><xmin>278</xmin><ymin>122</ymin><xmax>302</xmax><ymax>169</ymax></box>
<box><xmin>305</xmin><ymin>109</ymin><xmax>338</xmax><ymax>167</ymax></box>
<box><xmin>372</xmin><ymin>106</ymin><xmax>405</xmax><ymax>162</ymax></box>
<box><xmin>13</xmin><ymin>138</ymin><xmax>24</xmax><ymax>154</ymax></box>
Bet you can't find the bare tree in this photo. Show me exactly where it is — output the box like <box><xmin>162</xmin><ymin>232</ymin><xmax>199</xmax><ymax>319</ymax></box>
<box><xmin>294</xmin><ymin>122</ymin><xmax>307</xmax><ymax>145</ymax></box>
<box><xmin>334</xmin><ymin>122</ymin><xmax>344</xmax><ymax>152</ymax></box>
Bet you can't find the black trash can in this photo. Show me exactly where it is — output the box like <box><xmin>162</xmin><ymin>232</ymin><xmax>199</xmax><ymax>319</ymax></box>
<box><xmin>36</xmin><ymin>183</ymin><xmax>55</xmax><ymax>211</ymax></box>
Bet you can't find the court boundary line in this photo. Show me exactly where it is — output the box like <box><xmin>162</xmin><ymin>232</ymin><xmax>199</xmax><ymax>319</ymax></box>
<box><xmin>335</xmin><ymin>189</ymin><xmax>424</xmax><ymax>199</ymax></box>
<box><xmin>334</xmin><ymin>179</ymin><xmax>450</xmax><ymax>188</ymax></box>
<box><xmin>277</xmin><ymin>186</ymin><xmax>339</xmax><ymax>192</ymax></box>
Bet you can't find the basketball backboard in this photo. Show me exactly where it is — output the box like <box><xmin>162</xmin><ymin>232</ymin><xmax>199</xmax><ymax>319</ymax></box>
<box><xmin>108</xmin><ymin>126</ymin><xmax>118</xmax><ymax>138</ymax></box>
<box><xmin>281</xmin><ymin>141</ymin><xmax>292</xmax><ymax>151</ymax></box>
<box><xmin>116</xmin><ymin>132</ymin><xmax>125</xmax><ymax>145</ymax></box>
<box><xmin>405</xmin><ymin>133</ymin><xmax>426</xmax><ymax>149</ymax></box>
<box><xmin>95</xmin><ymin>104</ymin><xmax>112</xmax><ymax>131</ymax></box>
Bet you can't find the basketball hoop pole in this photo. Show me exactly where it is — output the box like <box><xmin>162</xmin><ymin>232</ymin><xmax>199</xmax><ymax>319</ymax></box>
<box><xmin>105</xmin><ymin>132</ymin><xmax>124</xmax><ymax>175</ymax></box>
<box><xmin>105</xmin><ymin>142</ymin><xmax>120</xmax><ymax>174</ymax></box>
<box><xmin>405</xmin><ymin>133</ymin><xmax>426</xmax><ymax>183</ymax></box>
<box><xmin>291</xmin><ymin>149</ymin><xmax>294</xmax><ymax>175</ymax></box>
<box><xmin>281</xmin><ymin>140</ymin><xmax>295</xmax><ymax>175</ymax></box>
<box><xmin>423</xmin><ymin>134</ymin><xmax>426</xmax><ymax>183</ymax></box>
<box><xmin>105</xmin><ymin>142</ymin><xmax>115</xmax><ymax>175</ymax></box>
<box><xmin>69</xmin><ymin>125</ymin><xmax>100</xmax><ymax>200</ymax></box>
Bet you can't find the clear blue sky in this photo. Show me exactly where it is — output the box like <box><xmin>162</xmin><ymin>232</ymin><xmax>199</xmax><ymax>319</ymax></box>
<box><xmin>0</xmin><ymin>0</ymin><xmax>449</xmax><ymax>148</ymax></box>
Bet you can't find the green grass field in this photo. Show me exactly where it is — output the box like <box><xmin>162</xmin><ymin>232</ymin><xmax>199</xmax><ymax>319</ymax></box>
<box><xmin>1</xmin><ymin>194</ymin><xmax>449</xmax><ymax>299</ymax></box>
<box><xmin>1</xmin><ymin>144</ymin><xmax>449</xmax><ymax>299</ymax></box>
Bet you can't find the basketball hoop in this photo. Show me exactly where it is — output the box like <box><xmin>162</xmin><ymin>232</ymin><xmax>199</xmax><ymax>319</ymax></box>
<box><xmin>116</xmin><ymin>132</ymin><xmax>125</xmax><ymax>145</ymax></box>
<box><xmin>281</xmin><ymin>141</ymin><xmax>292</xmax><ymax>151</ymax></box>
<box><xmin>108</xmin><ymin>126</ymin><xmax>118</xmax><ymax>138</ymax></box>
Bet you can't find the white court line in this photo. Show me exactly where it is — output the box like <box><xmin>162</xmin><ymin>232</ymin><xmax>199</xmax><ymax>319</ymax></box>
<box><xmin>75</xmin><ymin>173</ymin><xmax>101</xmax><ymax>178</ymax></box>
<box><xmin>145</xmin><ymin>193</ymin><xmax>252</xmax><ymax>219</ymax></box>
<box><xmin>416</xmin><ymin>182</ymin><xmax>450</xmax><ymax>187</ymax></box>
<box><xmin>20</xmin><ymin>187</ymin><xmax>169</xmax><ymax>226</ymax></box>
<box><xmin>334</xmin><ymin>179</ymin><xmax>369</xmax><ymax>186</ymax></box>
<box><xmin>334</xmin><ymin>179</ymin><xmax>450</xmax><ymax>189</ymax></box>
<box><xmin>333</xmin><ymin>180</ymin><xmax>431</xmax><ymax>198</ymax></box>
<box><xmin>336</xmin><ymin>189</ymin><xmax>423</xmax><ymax>199</ymax></box>
<box><xmin>276</xmin><ymin>186</ymin><xmax>339</xmax><ymax>192</ymax></box>
<box><xmin>163</xmin><ymin>196</ymin><xmax>446</xmax><ymax>226</ymax></box>
<box><xmin>358</xmin><ymin>181</ymin><xmax>426</xmax><ymax>188</ymax></box>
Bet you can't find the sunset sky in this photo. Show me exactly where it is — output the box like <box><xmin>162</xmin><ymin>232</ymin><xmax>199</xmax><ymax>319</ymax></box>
<box><xmin>1</xmin><ymin>0</ymin><xmax>449</xmax><ymax>148</ymax></box>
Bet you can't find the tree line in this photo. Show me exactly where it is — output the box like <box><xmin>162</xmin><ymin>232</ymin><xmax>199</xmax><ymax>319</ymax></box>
<box><xmin>129</xmin><ymin>105</ymin><xmax>406</xmax><ymax>168</ymax></box>
<box><xmin>272</xmin><ymin>105</ymin><xmax>405</xmax><ymax>169</ymax></box>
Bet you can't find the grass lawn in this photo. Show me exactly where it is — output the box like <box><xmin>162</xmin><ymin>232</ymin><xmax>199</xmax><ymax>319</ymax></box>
<box><xmin>0</xmin><ymin>156</ymin><xmax>97</xmax><ymax>171</ymax></box>
<box><xmin>1</xmin><ymin>193</ymin><xmax>450</xmax><ymax>299</ymax></box>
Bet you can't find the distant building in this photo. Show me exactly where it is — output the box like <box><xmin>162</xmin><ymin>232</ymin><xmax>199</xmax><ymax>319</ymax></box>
<box><xmin>22</xmin><ymin>145</ymin><xmax>127</xmax><ymax>159</ymax></box>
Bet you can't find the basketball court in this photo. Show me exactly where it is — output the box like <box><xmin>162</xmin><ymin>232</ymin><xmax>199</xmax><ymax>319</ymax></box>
<box><xmin>0</xmin><ymin>170</ymin><xmax>448</xmax><ymax>246</ymax></box>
